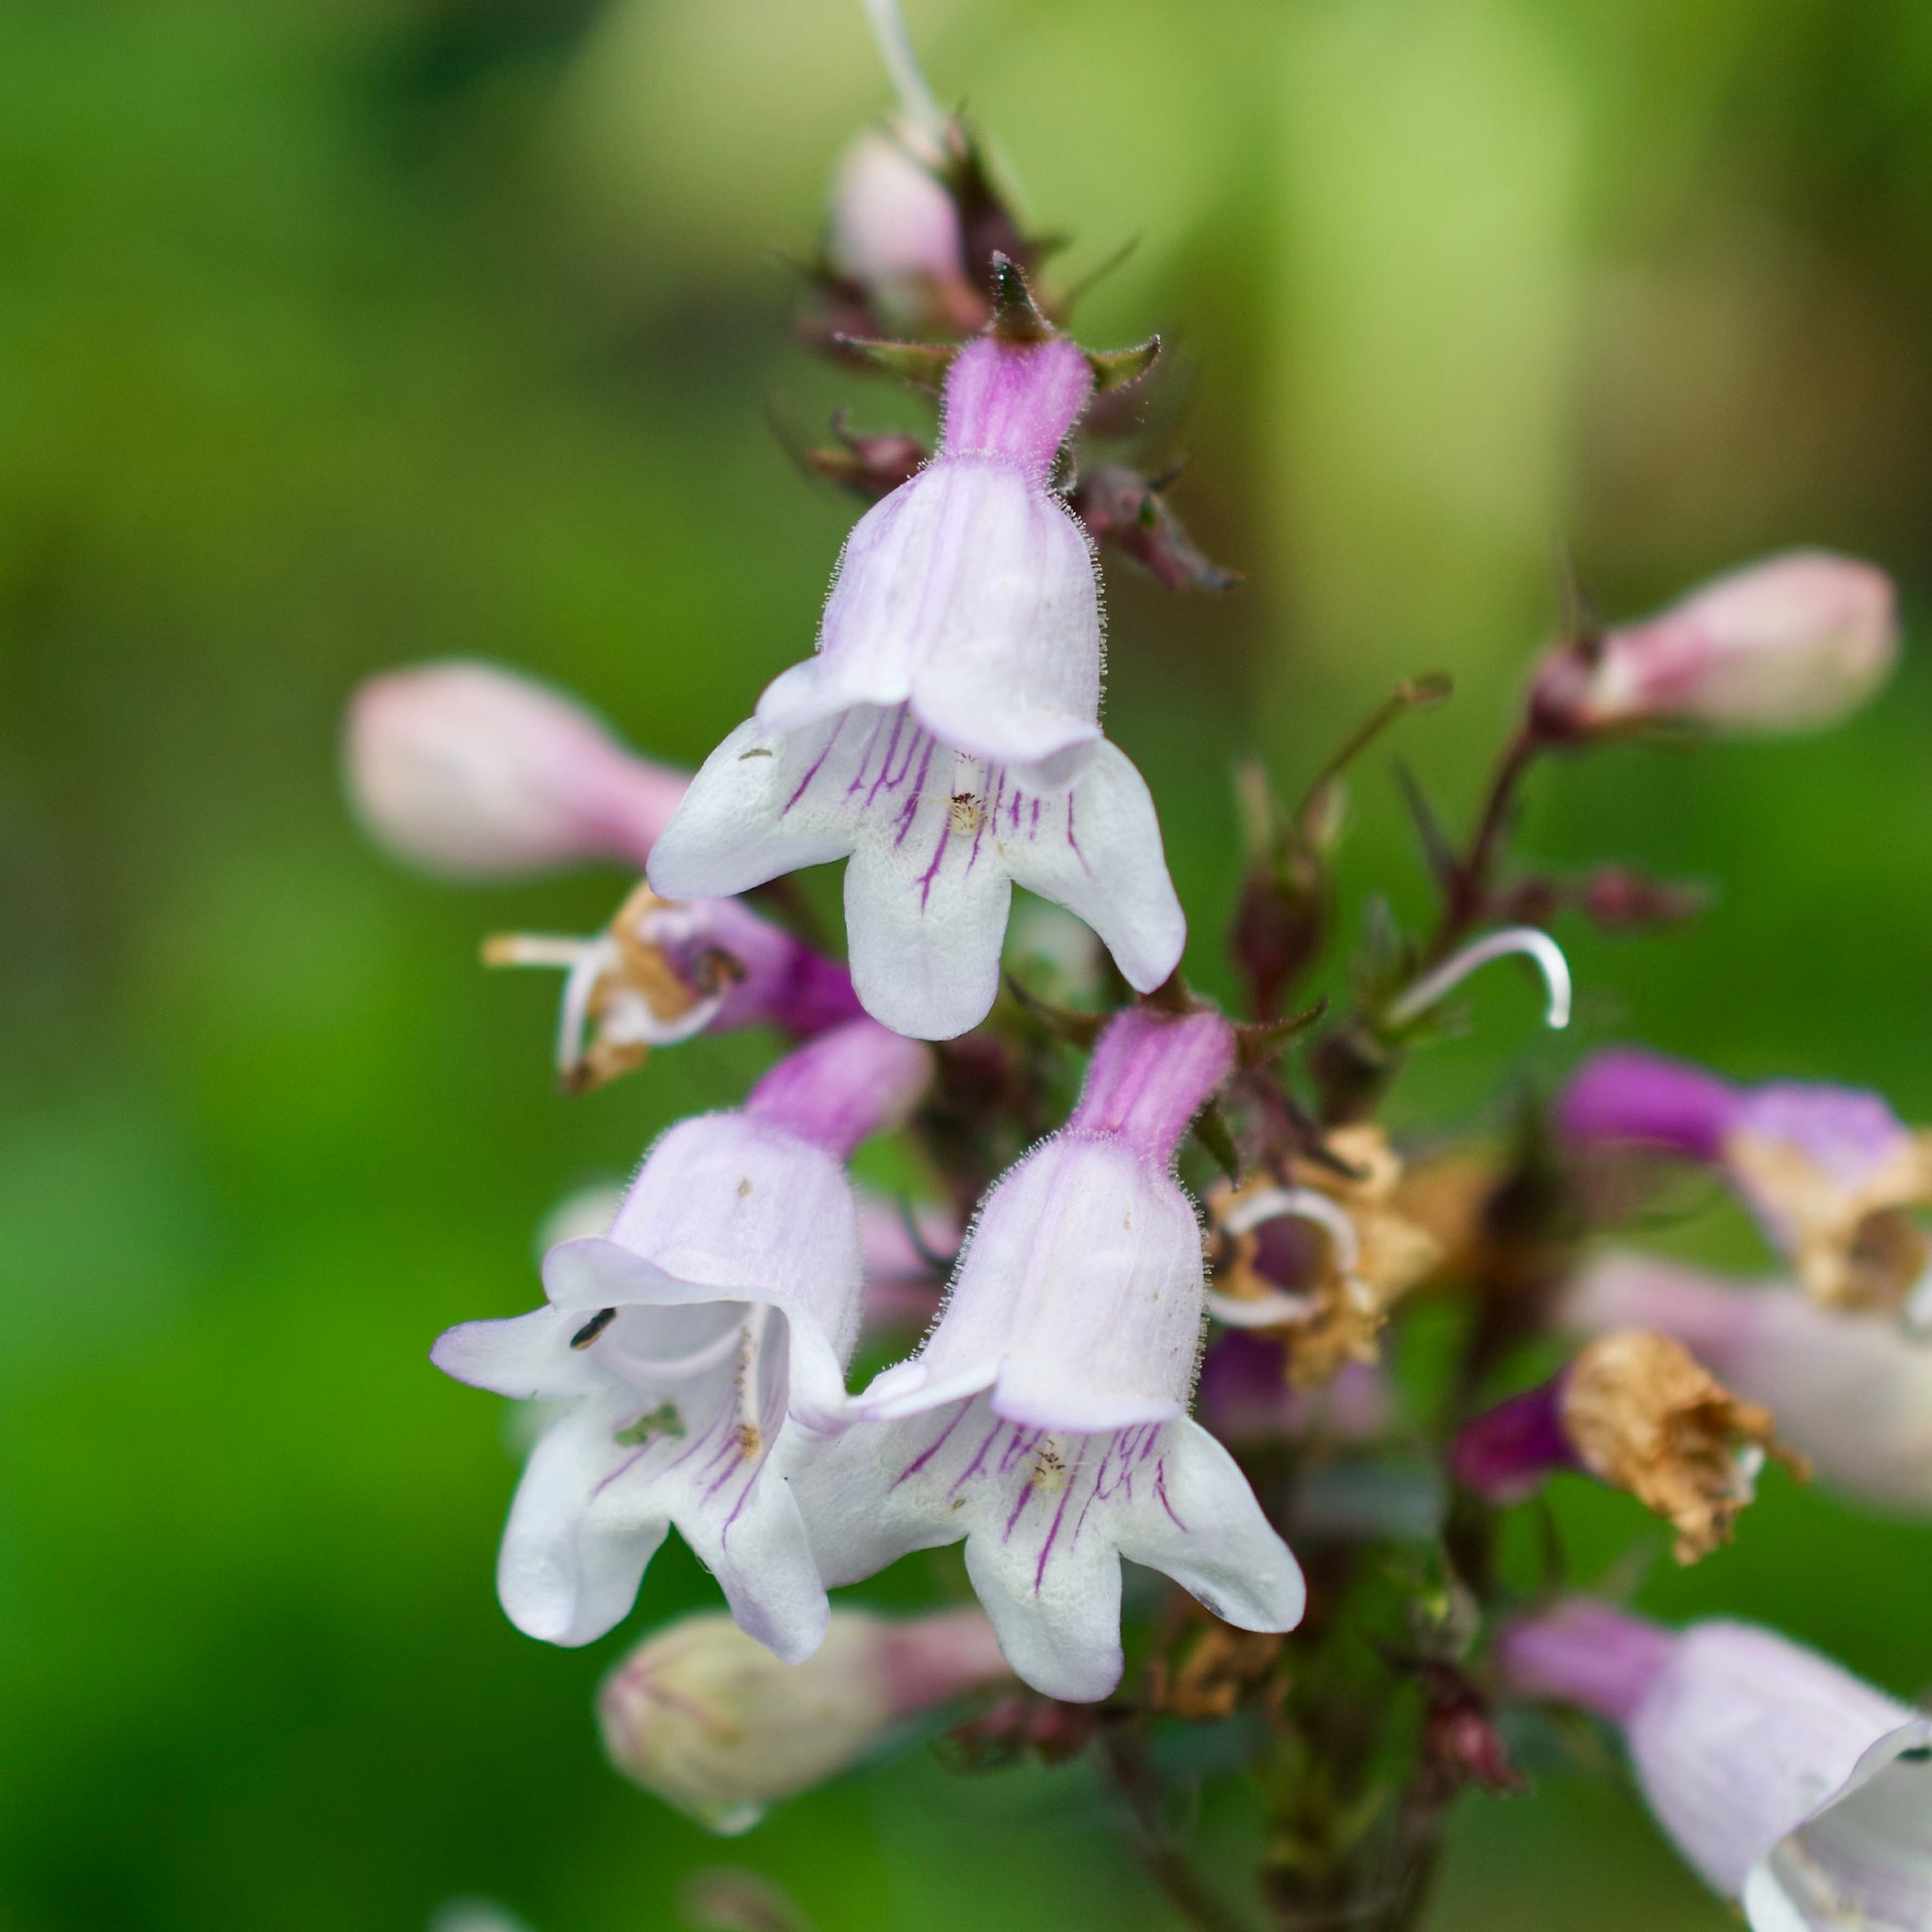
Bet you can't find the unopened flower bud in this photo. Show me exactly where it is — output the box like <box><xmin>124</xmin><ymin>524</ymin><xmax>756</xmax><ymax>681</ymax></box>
<box><xmin>1451</xmin><ymin>1329</ymin><xmax>1805</xmax><ymax>1561</ymax></box>
<box><xmin>1532</xmin><ymin>550</ymin><xmax>1897</xmax><ymax>739</ymax></box>
<box><xmin>826</xmin><ymin>122</ymin><xmax>981</xmax><ymax>336</ymax></box>
<box><xmin>345</xmin><ymin>661</ymin><xmax>686</xmax><ymax>878</ymax></box>
<box><xmin>1499</xmin><ymin>1600</ymin><xmax>1932</xmax><ymax>1924</ymax></box>
<box><xmin>803</xmin><ymin>415</ymin><xmax>928</xmax><ymax>501</ymax></box>
<box><xmin>597</xmin><ymin>1606</ymin><xmax>1011</xmax><ymax>1831</ymax></box>
<box><xmin>1070</xmin><ymin>465</ymin><xmax>1240</xmax><ymax>595</ymax></box>
<box><xmin>1418</xmin><ymin>1665</ymin><xmax>1522</xmax><ymax>1798</ymax></box>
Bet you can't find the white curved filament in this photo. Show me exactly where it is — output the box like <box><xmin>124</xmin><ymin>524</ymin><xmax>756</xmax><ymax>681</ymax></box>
<box><xmin>1208</xmin><ymin>1188</ymin><xmax>1363</xmax><ymax>1330</ymax></box>
<box><xmin>1219</xmin><ymin>1187</ymin><xmax>1362</xmax><ymax>1273</ymax></box>
<box><xmin>1385</xmin><ymin>926</ymin><xmax>1572</xmax><ymax>1033</ymax></box>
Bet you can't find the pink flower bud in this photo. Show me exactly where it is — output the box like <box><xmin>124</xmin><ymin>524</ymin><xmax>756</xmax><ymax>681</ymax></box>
<box><xmin>826</xmin><ymin>123</ymin><xmax>980</xmax><ymax>335</ymax></box>
<box><xmin>1537</xmin><ymin>551</ymin><xmax>1897</xmax><ymax>738</ymax></box>
<box><xmin>597</xmin><ymin>1606</ymin><xmax>1011</xmax><ymax>1831</ymax></box>
<box><xmin>345</xmin><ymin>661</ymin><xmax>687</xmax><ymax>878</ymax></box>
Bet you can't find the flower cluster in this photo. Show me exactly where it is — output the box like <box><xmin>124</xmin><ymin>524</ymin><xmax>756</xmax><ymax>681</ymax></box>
<box><xmin>348</xmin><ymin>7</ymin><xmax>1928</xmax><ymax>1929</ymax></box>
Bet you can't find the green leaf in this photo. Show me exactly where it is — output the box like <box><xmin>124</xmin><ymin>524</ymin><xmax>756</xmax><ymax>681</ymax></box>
<box><xmin>1086</xmin><ymin>336</ymin><xmax>1162</xmax><ymax>393</ymax></box>
<box><xmin>831</xmin><ymin>336</ymin><xmax>959</xmax><ymax>390</ymax></box>
<box><xmin>1191</xmin><ymin>1099</ymin><xmax>1241</xmax><ymax>1183</ymax></box>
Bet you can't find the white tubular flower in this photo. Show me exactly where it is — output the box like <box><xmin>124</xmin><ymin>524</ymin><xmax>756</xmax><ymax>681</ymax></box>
<box><xmin>784</xmin><ymin>1008</ymin><xmax>1306</xmax><ymax>1702</ymax></box>
<box><xmin>598</xmin><ymin>1605</ymin><xmax>1010</xmax><ymax>1833</ymax></box>
<box><xmin>1501</xmin><ymin>1601</ymin><xmax>1932</xmax><ymax>1929</ymax></box>
<box><xmin>1562</xmin><ymin>1252</ymin><xmax>1932</xmax><ymax>1511</ymax></box>
<box><xmin>431</xmin><ymin>1019</ymin><xmax>933</xmax><ymax>1661</ymax></box>
<box><xmin>345</xmin><ymin>660</ymin><xmax>687</xmax><ymax>877</ymax></box>
<box><xmin>647</xmin><ymin>332</ymin><xmax>1184</xmax><ymax>1039</ymax></box>
<box><xmin>1559</xmin><ymin>1048</ymin><xmax>1932</xmax><ymax>1314</ymax></box>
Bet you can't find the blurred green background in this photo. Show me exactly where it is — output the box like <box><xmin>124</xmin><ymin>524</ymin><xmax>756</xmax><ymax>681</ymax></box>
<box><xmin>4</xmin><ymin>0</ymin><xmax>1931</xmax><ymax>1926</ymax></box>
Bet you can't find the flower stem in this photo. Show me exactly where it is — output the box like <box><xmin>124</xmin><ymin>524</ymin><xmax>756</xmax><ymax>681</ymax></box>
<box><xmin>1427</xmin><ymin>725</ymin><xmax>1542</xmax><ymax>961</ymax></box>
<box><xmin>860</xmin><ymin>0</ymin><xmax>945</xmax><ymax>140</ymax></box>
<box><xmin>1099</xmin><ymin>1724</ymin><xmax>1260</xmax><ymax>1932</ymax></box>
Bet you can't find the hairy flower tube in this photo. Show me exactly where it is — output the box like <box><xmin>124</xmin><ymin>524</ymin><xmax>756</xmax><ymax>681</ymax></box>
<box><xmin>598</xmin><ymin>1605</ymin><xmax>1011</xmax><ymax>1833</ymax></box>
<box><xmin>345</xmin><ymin>660</ymin><xmax>689</xmax><ymax>877</ymax></box>
<box><xmin>1450</xmin><ymin>1329</ymin><xmax>1803</xmax><ymax>1561</ymax></box>
<box><xmin>432</xmin><ymin>1018</ymin><xmax>933</xmax><ymax>1659</ymax></box>
<box><xmin>782</xmin><ymin>1006</ymin><xmax>1306</xmax><ymax>1702</ymax></box>
<box><xmin>1562</xmin><ymin>1252</ymin><xmax>1932</xmax><ymax>1511</ymax></box>
<box><xmin>1500</xmin><ymin>1600</ymin><xmax>1932</xmax><ymax>1928</ymax></box>
<box><xmin>646</xmin><ymin>328</ymin><xmax>1184</xmax><ymax>1038</ymax></box>
<box><xmin>1559</xmin><ymin>1047</ymin><xmax>1932</xmax><ymax>1313</ymax></box>
<box><xmin>1531</xmin><ymin>550</ymin><xmax>1897</xmax><ymax>739</ymax></box>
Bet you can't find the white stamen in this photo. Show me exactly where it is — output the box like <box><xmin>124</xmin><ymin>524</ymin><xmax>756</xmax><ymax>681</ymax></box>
<box><xmin>1207</xmin><ymin>1287</ymin><xmax>1318</xmax><ymax>1329</ymax></box>
<box><xmin>1220</xmin><ymin>1186</ymin><xmax>1363</xmax><ymax>1275</ymax></box>
<box><xmin>1902</xmin><ymin>1260</ymin><xmax>1932</xmax><ymax>1337</ymax></box>
<box><xmin>1728</xmin><ymin>1443</ymin><xmax>1767</xmax><ymax>1501</ymax></box>
<box><xmin>1385</xmin><ymin>925</ymin><xmax>1573</xmax><ymax>1033</ymax></box>
<box><xmin>555</xmin><ymin>937</ymin><xmax>619</xmax><ymax>1077</ymax></box>
<box><xmin>483</xmin><ymin>934</ymin><xmax>588</xmax><ymax>969</ymax></box>
<box><xmin>1208</xmin><ymin>1188</ymin><xmax>1367</xmax><ymax>1330</ymax></box>
<box><xmin>861</xmin><ymin>0</ymin><xmax>945</xmax><ymax>140</ymax></box>
<box><xmin>735</xmin><ymin>1305</ymin><xmax>772</xmax><ymax>1444</ymax></box>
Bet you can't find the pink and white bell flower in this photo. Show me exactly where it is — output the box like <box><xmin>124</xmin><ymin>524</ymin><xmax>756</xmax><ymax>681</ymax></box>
<box><xmin>646</xmin><ymin>330</ymin><xmax>1185</xmax><ymax>1039</ymax></box>
<box><xmin>782</xmin><ymin>1007</ymin><xmax>1306</xmax><ymax>1702</ymax></box>
<box><xmin>1562</xmin><ymin>1251</ymin><xmax>1932</xmax><ymax>1512</ymax></box>
<box><xmin>345</xmin><ymin>660</ymin><xmax>687</xmax><ymax>878</ymax></box>
<box><xmin>1558</xmin><ymin>1047</ymin><xmax>1932</xmax><ymax>1314</ymax></box>
<box><xmin>431</xmin><ymin>1018</ymin><xmax>933</xmax><ymax>1661</ymax></box>
<box><xmin>1500</xmin><ymin>1599</ymin><xmax>1932</xmax><ymax>1929</ymax></box>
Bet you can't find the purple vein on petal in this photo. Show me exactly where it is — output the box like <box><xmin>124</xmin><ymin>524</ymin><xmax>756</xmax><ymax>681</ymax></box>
<box><xmin>781</xmin><ymin>725</ymin><xmax>840</xmax><ymax>816</ymax></box>
<box><xmin>946</xmin><ymin>1415</ymin><xmax>1006</xmax><ymax>1496</ymax></box>
<box><xmin>892</xmin><ymin>1400</ymin><xmax>972</xmax><ymax>1488</ymax></box>
<box><xmin>718</xmin><ymin>1460</ymin><xmax>762</xmax><ymax>1543</ymax></box>
<box><xmin>1065</xmin><ymin>793</ymin><xmax>1091</xmax><ymax>874</ymax></box>
<box><xmin>916</xmin><ymin>822</ymin><xmax>951</xmax><ymax>906</ymax></box>
<box><xmin>1033</xmin><ymin>1440</ymin><xmax>1089</xmax><ymax>1590</ymax></box>
<box><xmin>844</xmin><ymin>709</ymin><xmax>891</xmax><ymax>797</ymax></box>
<box><xmin>865</xmin><ymin>710</ymin><xmax>909</xmax><ymax>808</ymax></box>
<box><xmin>1154</xmin><ymin>1454</ymin><xmax>1187</xmax><ymax>1532</ymax></box>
